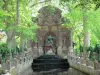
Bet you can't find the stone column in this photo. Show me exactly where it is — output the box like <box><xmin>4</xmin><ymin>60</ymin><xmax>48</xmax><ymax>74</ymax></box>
<box><xmin>38</xmin><ymin>36</ymin><xmax>43</xmax><ymax>55</ymax></box>
<box><xmin>65</xmin><ymin>30</ymin><xmax>73</xmax><ymax>55</ymax></box>
<box><xmin>38</xmin><ymin>47</ymin><xmax>43</xmax><ymax>55</ymax></box>
<box><xmin>33</xmin><ymin>45</ymin><xmax>38</xmax><ymax>57</ymax></box>
<box><xmin>68</xmin><ymin>30</ymin><xmax>73</xmax><ymax>54</ymax></box>
<box><xmin>57</xmin><ymin>26</ymin><xmax>62</xmax><ymax>56</ymax></box>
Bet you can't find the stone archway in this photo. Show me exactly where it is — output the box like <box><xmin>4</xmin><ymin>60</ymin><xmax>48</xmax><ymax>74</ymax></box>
<box><xmin>43</xmin><ymin>31</ymin><xmax>57</xmax><ymax>54</ymax></box>
<box><xmin>32</xmin><ymin>5</ymin><xmax>73</xmax><ymax>55</ymax></box>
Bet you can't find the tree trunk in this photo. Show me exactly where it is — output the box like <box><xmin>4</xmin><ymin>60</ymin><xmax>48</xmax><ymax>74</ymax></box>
<box><xmin>20</xmin><ymin>37</ymin><xmax>26</xmax><ymax>53</ymax></box>
<box><xmin>83</xmin><ymin>9</ymin><xmax>90</xmax><ymax>53</ymax></box>
<box><xmin>6</xmin><ymin>31</ymin><xmax>16</xmax><ymax>50</ymax></box>
<box><xmin>3</xmin><ymin>0</ymin><xmax>16</xmax><ymax>71</ymax></box>
<box><xmin>82</xmin><ymin>1</ymin><xmax>90</xmax><ymax>65</ymax></box>
<box><xmin>16</xmin><ymin>0</ymin><xmax>20</xmax><ymax>25</ymax></box>
<box><xmin>16</xmin><ymin>0</ymin><xmax>20</xmax><ymax>53</ymax></box>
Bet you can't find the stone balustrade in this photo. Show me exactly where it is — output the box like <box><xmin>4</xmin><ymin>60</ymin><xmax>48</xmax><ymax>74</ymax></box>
<box><xmin>1</xmin><ymin>51</ymin><xmax>38</xmax><ymax>75</ymax></box>
<box><xmin>67</xmin><ymin>52</ymin><xmax>100</xmax><ymax>75</ymax></box>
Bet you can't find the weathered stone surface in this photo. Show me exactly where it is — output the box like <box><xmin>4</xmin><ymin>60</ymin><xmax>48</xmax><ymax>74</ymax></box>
<box><xmin>34</xmin><ymin>5</ymin><xmax>72</xmax><ymax>55</ymax></box>
<box><xmin>37</xmin><ymin>6</ymin><xmax>63</xmax><ymax>26</ymax></box>
<box><xmin>6</xmin><ymin>60</ymin><xmax>10</xmax><ymax>70</ymax></box>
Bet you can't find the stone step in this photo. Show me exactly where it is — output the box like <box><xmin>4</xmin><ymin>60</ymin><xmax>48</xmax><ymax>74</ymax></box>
<box><xmin>31</xmin><ymin>55</ymin><xmax>70</xmax><ymax>72</ymax></box>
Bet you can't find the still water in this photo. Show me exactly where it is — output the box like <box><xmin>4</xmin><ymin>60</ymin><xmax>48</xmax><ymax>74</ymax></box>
<box><xmin>18</xmin><ymin>67</ymin><xmax>89</xmax><ymax>75</ymax></box>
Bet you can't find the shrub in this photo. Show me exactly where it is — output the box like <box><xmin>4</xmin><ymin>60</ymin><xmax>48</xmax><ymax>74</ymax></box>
<box><xmin>0</xmin><ymin>67</ymin><xmax>6</xmax><ymax>74</ymax></box>
<box><xmin>0</xmin><ymin>43</ymin><xmax>20</xmax><ymax>61</ymax></box>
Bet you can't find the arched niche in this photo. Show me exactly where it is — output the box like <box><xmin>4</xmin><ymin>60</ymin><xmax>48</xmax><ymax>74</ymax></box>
<box><xmin>43</xmin><ymin>31</ymin><xmax>57</xmax><ymax>54</ymax></box>
<box><xmin>33</xmin><ymin>5</ymin><xmax>72</xmax><ymax>55</ymax></box>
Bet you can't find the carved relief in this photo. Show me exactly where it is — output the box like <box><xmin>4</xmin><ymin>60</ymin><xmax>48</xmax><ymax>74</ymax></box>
<box><xmin>35</xmin><ymin>6</ymin><xmax>72</xmax><ymax>55</ymax></box>
<box><xmin>37</xmin><ymin>6</ymin><xmax>63</xmax><ymax>26</ymax></box>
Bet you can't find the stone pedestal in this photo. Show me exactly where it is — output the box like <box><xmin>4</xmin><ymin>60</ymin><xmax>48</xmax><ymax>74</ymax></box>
<box><xmin>11</xmin><ymin>67</ymin><xmax>16</xmax><ymax>75</ymax></box>
<box><xmin>62</xmin><ymin>47</ymin><xmax>67</xmax><ymax>55</ymax></box>
<box><xmin>38</xmin><ymin>47</ymin><xmax>43</xmax><ymax>55</ymax></box>
<box><xmin>57</xmin><ymin>46</ymin><xmax>62</xmax><ymax>56</ymax></box>
<box><xmin>94</xmin><ymin>59</ymin><xmax>99</xmax><ymax>70</ymax></box>
<box><xmin>33</xmin><ymin>47</ymin><xmax>38</xmax><ymax>56</ymax></box>
<box><xmin>80</xmin><ymin>57</ymin><xmax>85</xmax><ymax>64</ymax></box>
<box><xmin>68</xmin><ymin>46</ymin><xmax>73</xmax><ymax>56</ymax></box>
<box><xmin>6</xmin><ymin>60</ymin><xmax>10</xmax><ymax>70</ymax></box>
<box><xmin>14</xmin><ymin>58</ymin><xmax>17</xmax><ymax>67</ymax></box>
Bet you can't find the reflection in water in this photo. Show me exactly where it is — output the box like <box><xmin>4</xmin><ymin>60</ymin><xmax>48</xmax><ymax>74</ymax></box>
<box><xmin>18</xmin><ymin>67</ymin><xmax>89</xmax><ymax>75</ymax></box>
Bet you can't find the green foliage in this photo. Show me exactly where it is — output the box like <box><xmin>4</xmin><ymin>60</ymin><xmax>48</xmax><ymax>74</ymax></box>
<box><xmin>92</xmin><ymin>0</ymin><xmax>100</xmax><ymax>10</ymax></box>
<box><xmin>61</xmin><ymin>0</ymin><xmax>70</xmax><ymax>2</ymax></box>
<box><xmin>0</xmin><ymin>0</ymin><xmax>39</xmax><ymax>56</ymax></box>
<box><xmin>0</xmin><ymin>1</ymin><xmax>4</xmax><ymax>9</ymax></box>
<box><xmin>87</xmin><ymin>46</ymin><xmax>95</xmax><ymax>61</ymax></box>
<box><xmin>0</xmin><ymin>43</ymin><xmax>10</xmax><ymax>61</ymax></box>
<box><xmin>95</xmin><ymin>3</ymin><xmax>100</xmax><ymax>10</ymax></box>
<box><xmin>0</xmin><ymin>0</ymin><xmax>16</xmax><ymax>31</ymax></box>
<box><xmin>0</xmin><ymin>43</ymin><xmax>20</xmax><ymax>60</ymax></box>
<box><xmin>87</xmin><ymin>8</ymin><xmax>100</xmax><ymax>41</ymax></box>
<box><xmin>16</xmin><ymin>2</ymin><xmax>39</xmax><ymax>41</ymax></box>
<box><xmin>0</xmin><ymin>0</ymin><xmax>100</xmax><ymax>59</ymax></box>
<box><xmin>0</xmin><ymin>10</ymin><xmax>7</xmax><ymax>29</ymax></box>
<box><xmin>62</xmin><ymin>2</ymin><xmax>83</xmax><ymax>29</ymax></box>
<box><xmin>47</xmin><ymin>5</ymin><xmax>56</xmax><ymax>15</ymax></box>
<box><xmin>79</xmin><ymin>45</ymin><xmax>84</xmax><ymax>52</ymax></box>
<box><xmin>94</xmin><ymin>44</ymin><xmax>100</xmax><ymax>54</ymax></box>
<box><xmin>87</xmin><ymin>44</ymin><xmax>100</xmax><ymax>61</ymax></box>
<box><xmin>0</xmin><ymin>43</ymin><xmax>9</xmax><ymax>59</ymax></box>
<box><xmin>61</xmin><ymin>0</ymin><xmax>100</xmax><ymax>55</ymax></box>
<box><xmin>73</xmin><ymin>26</ymin><xmax>84</xmax><ymax>55</ymax></box>
<box><xmin>94</xmin><ymin>44</ymin><xmax>100</xmax><ymax>62</ymax></box>
<box><xmin>17</xmin><ymin>24</ymin><xmax>38</xmax><ymax>41</ymax></box>
<box><xmin>0</xmin><ymin>67</ymin><xmax>6</xmax><ymax>74</ymax></box>
<box><xmin>87</xmin><ymin>46</ymin><xmax>94</xmax><ymax>52</ymax></box>
<box><xmin>61</xmin><ymin>0</ymin><xmax>78</xmax><ymax>3</ymax></box>
<box><xmin>90</xmin><ymin>33</ymin><xmax>100</xmax><ymax>45</ymax></box>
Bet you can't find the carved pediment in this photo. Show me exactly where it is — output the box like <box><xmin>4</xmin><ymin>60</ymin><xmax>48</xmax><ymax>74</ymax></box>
<box><xmin>36</xmin><ymin>5</ymin><xmax>63</xmax><ymax>26</ymax></box>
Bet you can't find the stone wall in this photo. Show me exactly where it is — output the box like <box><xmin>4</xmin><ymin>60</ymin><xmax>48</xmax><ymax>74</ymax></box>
<box><xmin>1</xmin><ymin>51</ymin><xmax>38</xmax><ymax>75</ymax></box>
<box><xmin>67</xmin><ymin>52</ymin><xmax>100</xmax><ymax>75</ymax></box>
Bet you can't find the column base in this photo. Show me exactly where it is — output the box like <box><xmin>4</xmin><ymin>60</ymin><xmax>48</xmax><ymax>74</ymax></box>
<box><xmin>57</xmin><ymin>46</ymin><xmax>62</xmax><ymax>56</ymax></box>
<box><xmin>38</xmin><ymin>47</ymin><xmax>43</xmax><ymax>56</ymax></box>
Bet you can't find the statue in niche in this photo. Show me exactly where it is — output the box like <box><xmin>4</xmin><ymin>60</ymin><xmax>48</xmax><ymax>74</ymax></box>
<box><xmin>46</xmin><ymin>35</ymin><xmax>54</xmax><ymax>45</ymax></box>
<box><xmin>45</xmin><ymin>35</ymin><xmax>56</xmax><ymax>54</ymax></box>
